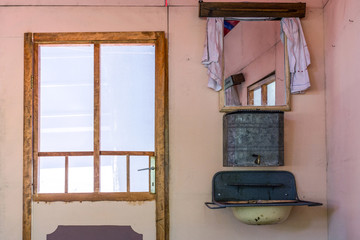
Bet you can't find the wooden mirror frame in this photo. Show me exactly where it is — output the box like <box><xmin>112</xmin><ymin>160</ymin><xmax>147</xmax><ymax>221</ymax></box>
<box><xmin>199</xmin><ymin>1</ymin><xmax>306</xmax><ymax>112</ymax></box>
<box><xmin>220</xmin><ymin>36</ymin><xmax>290</xmax><ymax>112</ymax></box>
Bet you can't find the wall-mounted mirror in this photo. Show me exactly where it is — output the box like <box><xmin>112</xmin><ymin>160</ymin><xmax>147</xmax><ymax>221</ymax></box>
<box><xmin>220</xmin><ymin>20</ymin><xmax>290</xmax><ymax>112</ymax></box>
<box><xmin>198</xmin><ymin>1</ymin><xmax>307</xmax><ymax>112</ymax></box>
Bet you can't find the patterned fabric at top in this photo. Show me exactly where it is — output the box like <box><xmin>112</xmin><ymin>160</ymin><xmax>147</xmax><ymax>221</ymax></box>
<box><xmin>224</xmin><ymin>20</ymin><xmax>239</xmax><ymax>36</ymax></box>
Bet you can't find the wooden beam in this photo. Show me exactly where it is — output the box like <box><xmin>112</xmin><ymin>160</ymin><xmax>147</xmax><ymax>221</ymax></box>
<box><xmin>199</xmin><ymin>2</ymin><xmax>306</xmax><ymax>18</ymax></box>
<box><xmin>154</xmin><ymin>31</ymin><xmax>169</xmax><ymax>240</ymax></box>
<box><xmin>38</xmin><ymin>152</ymin><xmax>94</xmax><ymax>157</ymax></box>
<box><xmin>33</xmin><ymin>192</ymin><xmax>155</xmax><ymax>202</ymax></box>
<box><xmin>126</xmin><ymin>155</ymin><xmax>130</xmax><ymax>193</ymax></box>
<box><xmin>33</xmin><ymin>32</ymin><xmax>160</xmax><ymax>43</ymax></box>
<box><xmin>23</xmin><ymin>32</ymin><xmax>33</xmax><ymax>240</ymax></box>
<box><xmin>94</xmin><ymin>43</ymin><xmax>100</xmax><ymax>193</ymax></box>
<box><xmin>100</xmin><ymin>151</ymin><xmax>155</xmax><ymax>156</ymax></box>
<box><xmin>38</xmin><ymin>151</ymin><xmax>155</xmax><ymax>157</ymax></box>
<box><xmin>33</xmin><ymin>43</ymin><xmax>39</xmax><ymax>195</ymax></box>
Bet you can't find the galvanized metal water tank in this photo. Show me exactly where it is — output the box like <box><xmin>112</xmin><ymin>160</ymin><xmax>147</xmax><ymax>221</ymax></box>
<box><xmin>223</xmin><ymin>111</ymin><xmax>284</xmax><ymax>167</ymax></box>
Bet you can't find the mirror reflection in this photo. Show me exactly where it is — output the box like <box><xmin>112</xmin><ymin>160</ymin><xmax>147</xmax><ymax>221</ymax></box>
<box><xmin>223</xmin><ymin>20</ymin><xmax>287</xmax><ymax>108</ymax></box>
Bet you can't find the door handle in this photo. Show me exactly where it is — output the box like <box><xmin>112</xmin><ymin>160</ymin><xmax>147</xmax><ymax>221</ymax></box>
<box><xmin>137</xmin><ymin>166</ymin><xmax>155</xmax><ymax>171</ymax></box>
<box><xmin>137</xmin><ymin>156</ymin><xmax>156</xmax><ymax>194</ymax></box>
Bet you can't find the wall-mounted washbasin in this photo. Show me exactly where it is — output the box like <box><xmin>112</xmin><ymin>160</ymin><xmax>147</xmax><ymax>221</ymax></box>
<box><xmin>232</xmin><ymin>205</ymin><xmax>293</xmax><ymax>225</ymax></box>
<box><xmin>205</xmin><ymin>171</ymin><xmax>322</xmax><ymax>225</ymax></box>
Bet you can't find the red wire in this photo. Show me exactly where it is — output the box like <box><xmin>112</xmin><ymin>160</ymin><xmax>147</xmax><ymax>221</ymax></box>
<box><xmin>165</xmin><ymin>0</ymin><xmax>168</xmax><ymax>6</ymax></box>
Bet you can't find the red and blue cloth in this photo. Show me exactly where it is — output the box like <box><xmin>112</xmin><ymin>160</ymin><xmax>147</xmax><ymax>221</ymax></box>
<box><xmin>224</xmin><ymin>20</ymin><xmax>239</xmax><ymax>36</ymax></box>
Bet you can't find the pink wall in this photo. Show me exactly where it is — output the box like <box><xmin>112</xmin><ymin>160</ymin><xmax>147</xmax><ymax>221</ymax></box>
<box><xmin>0</xmin><ymin>0</ymin><xmax>329</xmax><ymax>8</ymax></box>
<box><xmin>167</xmin><ymin>0</ymin><xmax>326</xmax><ymax>8</ymax></box>
<box><xmin>0</xmin><ymin>0</ymin><xmax>165</xmax><ymax>5</ymax></box>
<box><xmin>170</xmin><ymin>6</ymin><xmax>327</xmax><ymax>240</ymax></box>
<box><xmin>0</xmin><ymin>1</ymin><xmax>329</xmax><ymax>240</ymax></box>
<box><xmin>324</xmin><ymin>0</ymin><xmax>360</xmax><ymax>239</ymax></box>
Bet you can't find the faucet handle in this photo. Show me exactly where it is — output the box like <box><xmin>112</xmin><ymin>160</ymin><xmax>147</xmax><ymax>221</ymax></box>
<box><xmin>252</xmin><ymin>154</ymin><xmax>261</xmax><ymax>165</ymax></box>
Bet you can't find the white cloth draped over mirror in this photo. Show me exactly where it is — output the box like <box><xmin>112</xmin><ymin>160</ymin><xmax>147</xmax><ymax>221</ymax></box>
<box><xmin>201</xmin><ymin>17</ymin><xmax>310</xmax><ymax>98</ymax></box>
<box><xmin>280</xmin><ymin>18</ymin><xmax>311</xmax><ymax>94</ymax></box>
<box><xmin>201</xmin><ymin>18</ymin><xmax>224</xmax><ymax>92</ymax></box>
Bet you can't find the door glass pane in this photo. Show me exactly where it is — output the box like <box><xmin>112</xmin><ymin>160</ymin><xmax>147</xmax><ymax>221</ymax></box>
<box><xmin>267</xmin><ymin>81</ymin><xmax>276</xmax><ymax>106</ymax></box>
<box><xmin>39</xmin><ymin>156</ymin><xmax>65</xmax><ymax>193</ymax></box>
<box><xmin>39</xmin><ymin>45</ymin><xmax>94</xmax><ymax>152</ymax></box>
<box><xmin>100</xmin><ymin>45</ymin><xmax>155</xmax><ymax>151</ymax></box>
<box><xmin>253</xmin><ymin>88</ymin><xmax>262</xmax><ymax>106</ymax></box>
<box><xmin>100</xmin><ymin>156</ymin><xmax>127</xmax><ymax>192</ymax></box>
<box><xmin>68</xmin><ymin>156</ymin><xmax>94</xmax><ymax>193</ymax></box>
<box><xmin>130</xmin><ymin>156</ymin><xmax>149</xmax><ymax>192</ymax></box>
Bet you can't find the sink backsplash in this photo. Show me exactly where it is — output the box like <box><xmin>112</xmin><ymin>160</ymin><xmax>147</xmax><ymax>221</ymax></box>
<box><xmin>223</xmin><ymin>110</ymin><xmax>284</xmax><ymax>167</ymax></box>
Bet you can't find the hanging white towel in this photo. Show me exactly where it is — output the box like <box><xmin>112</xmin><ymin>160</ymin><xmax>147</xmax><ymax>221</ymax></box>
<box><xmin>225</xmin><ymin>87</ymin><xmax>241</xmax><ymax>106</ymax></box>
<box><xmin>202</xmin><ymin>18</ymin><xmax>224</xmax><ymax>91</ymax></box>
<box><xmin>281</xmin><ymin>18</ymin><xmax>311</xmax><ymax>94</ymax></box>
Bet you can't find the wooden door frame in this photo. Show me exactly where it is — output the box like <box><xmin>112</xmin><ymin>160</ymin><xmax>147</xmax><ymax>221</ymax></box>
<box><xmin>23</xmin><ymin>32</ymin><xmax>169</xmax><ymax>240</ymax></box>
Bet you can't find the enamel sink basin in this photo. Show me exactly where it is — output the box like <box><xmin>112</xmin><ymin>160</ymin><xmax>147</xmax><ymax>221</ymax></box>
<box><xmin>205</xmin><ymin>171</ymin><xmax>322</xmax><ymax>225</ymax></box>
<box><xmin>231</xmin><ymin>206</ymin><xmax>293</xmax><ymax>225</ymax></box>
